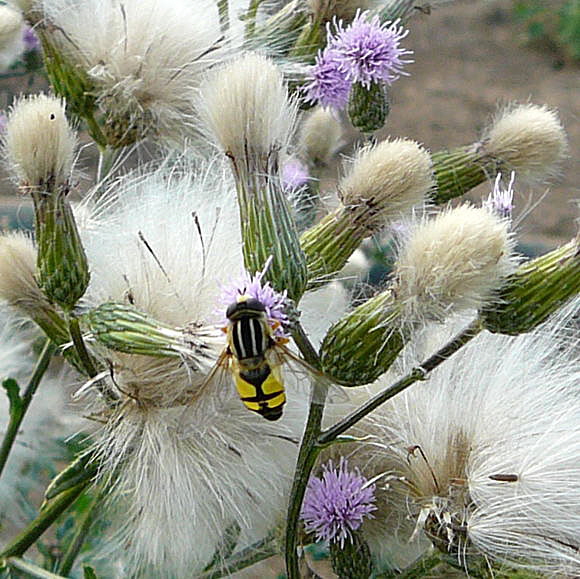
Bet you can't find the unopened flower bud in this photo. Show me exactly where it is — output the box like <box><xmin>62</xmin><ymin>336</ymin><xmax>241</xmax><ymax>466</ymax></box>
<box><xmin>481</xmin><ymin>238</ymin><xmax>580</xmax><ymax>335</ymax></box>
<box><xmin>87</xmin><ymin>302</ymin><xmax>216</xmax><ymax>367</ymax></box>
<box><xmin>199</xmin><ymin>53</ymin><xmax>307</xmax><ymax>300</ymax></box>
<box><xmin>3</xmin><ymin>94</ymin><xmax>76</xmax><ymax>189</ymax></box>
<box><xmin>393</xmin><ymin>205</ymin><xmax>517</xmax><ymax>324</ymax></box>
<box><xmin>320</xmin><ymin>289</ymin><xmax>405</xmax><ymax>385</ymax></box>
<box><xmin>329</xmin><ymin>530</ymin><xmax>373</xmax><ymax>579</ymax></box>
<box><xmin>348</xmin><ymin>81</ymin><xmax>389</xmax><ymax>133</ymax></box>
<box><xmin>301</xmin><ymin>138</ymin><xmax>432</xmax><ymax>286</ymax></box>
<box><xmin>432</xmin><ymin>103</ymin><xmax>568</xmax><ymax>204</ymax></box>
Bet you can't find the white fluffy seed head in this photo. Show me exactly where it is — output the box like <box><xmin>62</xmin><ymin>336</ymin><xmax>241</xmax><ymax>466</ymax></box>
<box><xmin>393</xmin><ymin>205</ymin><xmax>516</xmax><ymax>324</ymax></box>
<box><xmin>299</xmin><ymin>106</ymin><xmax>343</xmax><ymax>166</ymax></box>
<box><xmin>0</xmin><ymin>4</ymin><xmax>24</xmax><ymax>71</ymax></box>
<box><xmin>198</xmin><ymin>52</ymin><xmax>297</xmax><ymax>163</ymax></box>
<box><xmin>39</xmin><ymin>0</ymin><xmax>223</xmax><ymax>145</ymax></box>
<box><xmin>358</xmin><ymin>298</ymin><xmax>580</xmax><ymax>575</ymax></box>
<box><xmin>75</xmin><ymin>158</ymin><xmax>341</xmax><ymax>576</ymax></box>
<box><xmin>3</xmin><ymin>94</ymin><xmax>76</xmax><ymax>187</ymax></box>
<box><xmin>483</xmin><ymin>103</ymin><xmax>568</xmax><ymax>182</ymax></box>
<box><xmin>339</xmin><ymin>138</ymin><xmax>433</xmax><ymax>232</ymax></box>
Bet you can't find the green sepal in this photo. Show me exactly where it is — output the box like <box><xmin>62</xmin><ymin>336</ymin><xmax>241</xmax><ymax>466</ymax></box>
<box><xmin>44</xmin><ymin>453</ymin><xmax>98</xmax><ymax>502</ymax></box>
<box><xmin>329</xmin><ymin>531</ymin><xmax>373</xmax><ymax>579</ymax></box>
<box><xmin>348</xmin><ymin>81</ymin><xmax>389</xmax><ymax>134</ymax></box>
<box><xmin>481</xmin><ymin>239</ymin><xmax>580</xmax><ymax>335</ymax></box>
<box><xmin>320</xmin><ymin>291</ymin><xmax>406</xmax><ymax>386</ymax></box>
<box><xmin>34</xmin><ymin>193</ymin><xmax>90</xmax><ymax>312</ymax></box>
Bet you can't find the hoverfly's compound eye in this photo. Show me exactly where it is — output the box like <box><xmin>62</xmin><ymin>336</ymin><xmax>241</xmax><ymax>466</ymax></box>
<box><xmin>226</xmin><ymin>296</ymin><xmax>267</xmax><ymax>320</ymax></box>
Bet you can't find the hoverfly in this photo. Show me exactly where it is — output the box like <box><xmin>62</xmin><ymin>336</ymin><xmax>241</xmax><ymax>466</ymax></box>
<box><xmin>188</xmin><ymin>292</ymin><xmax>331</xmax><ymax>421</ymax></box>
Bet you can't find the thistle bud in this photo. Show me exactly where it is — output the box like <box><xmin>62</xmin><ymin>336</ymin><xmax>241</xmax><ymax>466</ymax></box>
<box><xmin>481</xmin><ymin>238</ymin><xmax>580</xmax><ymax>335</ymax></box>
<box><xmin>320</xmin><ymin>289</ymin><xmax>405</xmax><ymax>385</ymax></box>
<box><xmin>301</xmin><ymin>138</ymin><xmax>432</xmax><ymax>286</ymax></box>
<box><xmin>347</xmin><ymin>81</ymin><xmax>389</xmax><ymax>133</ymax></box>
<box><xmin>0</xmin><ymin>232</ymin><xmax>69</xmax><ymax>345</ymax></box>
<box><xmin>86</xmin><ymin>302</ymin><xmax>209</xmax><ymax>361</ymax></box>
<box><xmin>34</xmin><ymin>194</ymin><xmax>90</xmax><ymax>311</ymax></box>
<box><xmin>329</xmin><ymin>531</ymin><xmax>373</xmax><ymax>579</ymax></box>
<box><xmin>3</xmin><ymin>94</ymin><xmax>76</xmax><ymax>189</ymax></box>
<box><xmin>432</xmin><ymin>103</ymin><xmax>568</xmax><ymax>204</ymax></box>
<box><xmin>198</xmin><ymin>53</ymin><xmax>307</xmax><ymax>300</ymax></box>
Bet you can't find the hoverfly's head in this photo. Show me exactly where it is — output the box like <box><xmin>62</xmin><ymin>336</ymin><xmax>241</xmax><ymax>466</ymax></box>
<box><xmin>226</xmin><ymin>295</ymin><xmax>267</xmax><ymax>321</ymax></box>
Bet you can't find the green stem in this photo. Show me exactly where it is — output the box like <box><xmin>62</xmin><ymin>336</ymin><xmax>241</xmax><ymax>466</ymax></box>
<box><xmin>195</xmin><ymin>534</ymin><xmax>278</xmax><ymax>579</ymax></box>
<box><xmin>57</xmin><ymin>488</ymin><xmax>103</xmax><ymax>576</ymax></box>
<box><xmin>285</xmin><ymin>323</ymin><xmax>326</xmax><ymax>579</ymax></box>
<box><xmin>0</xmin><ymin>481</ymin><xmax>89</xmax><ymax>558</ymax></box>
<box><xmin>4</xmin><ymin>557</ymin><xmax>67</xmax><ymax>578</ymax></box>
<box><xmin>68</xmin><ymin>316</ymin><xmax>98</xmax><ymax>378</ymax></box>
<box><xmin>319</xmin><ymin>319</ymin><xmax>483</xmax><ymax>446</ymax></box>
<box><xmin>0</xmin><ymin>339</ymin><xmax>56</xmax><ymax>480</ymax></box>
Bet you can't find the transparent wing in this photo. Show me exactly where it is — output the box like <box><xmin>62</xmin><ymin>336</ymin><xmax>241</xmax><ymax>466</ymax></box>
<box><xmin>177</xmin><ymin>349</ymin><xmax>236</xmax><ymax>436</ymax></box>
<box><xmin>270</xmin><ymin>343</ymin><xmax>349</xmax><ymax>406</ymax></box>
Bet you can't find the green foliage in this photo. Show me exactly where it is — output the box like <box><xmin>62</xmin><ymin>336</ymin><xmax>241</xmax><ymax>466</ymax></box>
<box><xmin>513</xmin><ymin>0</ymin><xmax>580</xmax><ymax>60</ymax></box>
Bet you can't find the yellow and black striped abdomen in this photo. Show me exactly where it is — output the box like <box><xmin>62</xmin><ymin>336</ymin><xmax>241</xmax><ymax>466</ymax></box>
<box><xmin>234</xmin><ymin>362</ymin><xmax>286</xmax><ymax>421</ymax></box>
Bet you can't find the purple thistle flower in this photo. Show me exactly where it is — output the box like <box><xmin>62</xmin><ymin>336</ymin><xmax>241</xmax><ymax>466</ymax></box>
<box><xmin>22</xmin><ymin>26</ymin><xmax>40</xmax><ymax>53</ymax></box>
<box><xmin>331</xmin><ymin>13</ymin><xmax>412</xmax><ymax>88</ymax></box>
<box><xmin>304</xmin><ymin>47</ymin><xmax>351</xmax><ymax>109</ymax></box>
<box><xmin>281</xmin><ymin>158</ymin><xmax>310</xmax><ymax>192</ymax></box>
<box><xmin>216</xmin><ymin>257</ymin><xmax>289</xmax><ymax>336</ymax></box>
<box><xmin>484</xmin><ymin>172</ymin><xmax>515</xmax><ymax>220</ymax></box>
<box><xmin>301</xmin><ymin>458</ymin><xmax>377</xmax><ymax>547</ymax></box>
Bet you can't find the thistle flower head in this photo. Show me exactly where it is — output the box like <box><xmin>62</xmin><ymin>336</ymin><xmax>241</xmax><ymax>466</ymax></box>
<box><xmin>483</xmin><ymin>103</ymin><xmax>568</xmax><ymax>182</ymax></box>
<box><xmin>3</xmin><ymin>93</ymin><xmax>76</xmax><ymax>188</ymax></box>
<box><xmin>39</xmin><ymin>0</ymin><xmax>224</xmax><ymax>146</ymax></box>
<box><xmin>22</xmin><ymin>25</ymin><xmax>39</xmax><ymax>52</ymax></box>
<box><xmin>393</xmin><ymin>204</ymin><xmax>517</xmax><ymax>324</ymax></box>
<box><xmin>305</xmin><ymin>47</ymin><xmax>352</xmax><ymax>109</ymax></box>
<box><xmin>298</xmin><ymin>106</ymin><xmax>343</xmax><ymax>166</ymax></box>
<box><xmin>358</xmin><ymin>299</ymin><xmax>580</xmax><ymax>575</ymax></box>
<box><xmin>216</xmin><ymin>259</ymin><xmax>289</xmax><ymax>337</ymax></box>
<box><xmin>301</xmin><ymin>458</ymin><xmax>377</xmax><ymax>547</ymax></box>
<box><xmin>483</xmin><ymin>172</ymin><xmax>515</xmax><ymax>221</ymax></box>
<box><xmin>281</xmin><ymin>157</ymin><xmax>310</xmax><ymax>192</ymax></box>
<box><xmin>339</xmin><ymin>138</ymin><xmax>433</xmax><ymax>232</ymax></box>
<box><xmin>331</xmin><ymin>12</ymin><xmax>411</xmax><ymax>87</ymax></box>
<box><xmin>304</xmin><ymin>11</ymin><xmax>411</xmax><ymax>109</ymax></box>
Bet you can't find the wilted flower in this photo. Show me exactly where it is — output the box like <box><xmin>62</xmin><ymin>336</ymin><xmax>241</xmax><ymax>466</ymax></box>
<box><xmin>301</xmin><ymin>457</ymin><xmax>377</xmax><ymax>547</ymax></box>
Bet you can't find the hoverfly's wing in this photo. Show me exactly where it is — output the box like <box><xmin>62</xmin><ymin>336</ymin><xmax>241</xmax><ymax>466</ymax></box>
<box><xmin>270</xmin><ymin>343</ymin><xmax>349</xmax><ymax>406</ymax></box>
<box><xmin>177</xmin><ymin>348</ymin><xmax>236</xmax><ymax>436</ymax></box>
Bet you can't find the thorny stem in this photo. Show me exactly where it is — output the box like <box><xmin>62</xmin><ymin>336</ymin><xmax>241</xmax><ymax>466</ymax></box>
<box><xmin>0</xmin><ymin>481</ymin><xmax>89</xmax><ymax>559</ymax></box>
<box><xmin>57</xmin><ymin>488</ymin><xmax>103</xmax><ymax>576</ymax></box>
<box><xmin>319</xmin><ymin>318</ymin><xmax>484</xmax><ymax>446</ymax></box>
<box><xmin>0</xmin><ymin>339</ymin><xmax>56</xmax><ymax>481</ymax></box>
<box><xmin>285</xmin><ymin>322</ymin><xmax>327</xmax><ymax>579</ymax></box>
<box><xmin>195</xmin><ymin>533</ymin><xmax>278</xmax><ymax>579</ymax></box>
<box><xmin>3</xmin><ymin>557</ymin><xmax>67</xmax><ymax>578</ymax></box>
